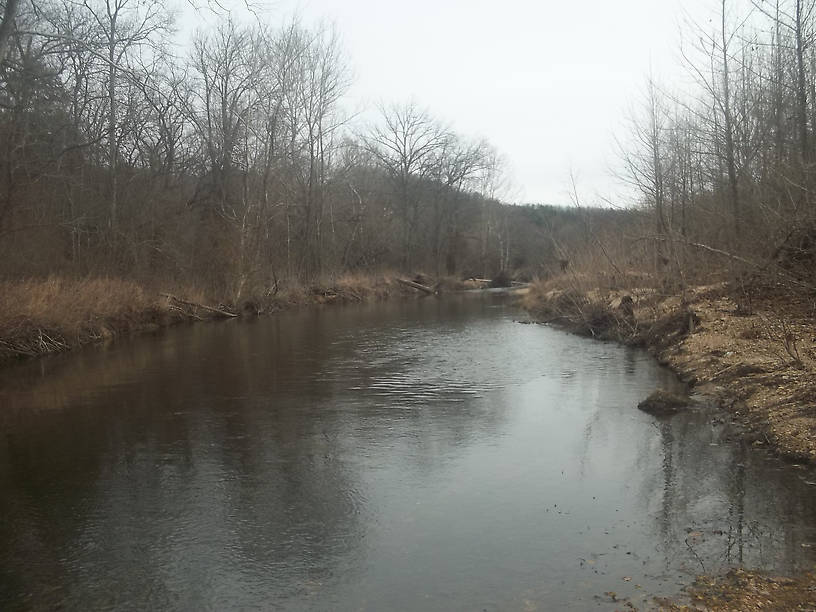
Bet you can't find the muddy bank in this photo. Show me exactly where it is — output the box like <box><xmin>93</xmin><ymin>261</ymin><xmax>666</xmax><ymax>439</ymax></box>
<box><xmin>655</xmin><ymin>569</ymin><xmax>816</xmax><ymax>611</ymax></box>
<box><xmin>523</xmin><ymin>281</ymin><xmax>816</xmax><ymax>463</ymax></box>
<box><xmin>523</xmin><ymin>280</ymin><xmax>816</xmax><ymax>609</ymax></box>
<box><xmin>0</xmin><ymin>274</ymin><xmax>436</xmax><ymax>365</ymax></box>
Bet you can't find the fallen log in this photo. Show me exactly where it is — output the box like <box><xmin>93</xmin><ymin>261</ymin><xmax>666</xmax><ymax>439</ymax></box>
<box><xmin>160</xmin><ymin>293</ymin><xmax>238</xmax><ymax>318</ymax></box>
<box><xmin>396</xmin><ymin>278</ymin><xmax>436</xmax><ymax>295</ymax></box>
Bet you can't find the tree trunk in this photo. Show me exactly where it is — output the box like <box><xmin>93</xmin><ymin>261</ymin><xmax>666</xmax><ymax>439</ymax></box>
<box><xmin>721</xmin><ymin>2</ymin><xmax>741</xmax><ymax>240</ymax></box>
<box><xmin>0</xmin><ymin>0</ymin><xmax>20</xmax><ymax>66</ymax></box>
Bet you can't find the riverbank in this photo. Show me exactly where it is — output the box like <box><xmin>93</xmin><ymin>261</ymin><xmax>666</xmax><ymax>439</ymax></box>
<box><xmin>522</xmin><ymin>277</ymin><xmax>816</xmax><ymax>610</ymax></box>
<box><xmin>0</xmin><ymin>273</ymin><xmax>448</xmax><ymax>365</ymax></box>
<box><xmin>522</xmin><ymin>279</ymin><xmax>816</xmax><ymax>462</ymax></box>
<box><xmin>654</xmin><ymin>568</ymin><xmax>816</xmax><ymax>611</ymax></box>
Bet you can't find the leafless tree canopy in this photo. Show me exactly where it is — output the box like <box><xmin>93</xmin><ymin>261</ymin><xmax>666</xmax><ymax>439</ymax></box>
<box><xmin>611</xmin><ymin>0</ymin><xmax>816</xmax><ymax>291</ymax></box>
<box><xmin>0</xmin><ymin>1</ymin><xmax>520</xmax><ymax>297</ymax></box>
<box><xmin>2</xmin><ymin>0</ymin><xmax>815</xmax><ymax>298</ymax></box>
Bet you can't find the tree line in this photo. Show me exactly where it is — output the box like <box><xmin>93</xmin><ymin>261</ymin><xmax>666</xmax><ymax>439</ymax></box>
<box><xmin>6</xmin><ymin>0</ymin><xmax>809</xmax><ymax>302</ymax></box>
<box><xmin>0</xmin><ymin>1</ymin><xmax>534</xmax><ymax>300</ymax></box>
<box><xmin>619</xmin><ymin>0</ymin><xmax>816</xmax><ymax>288</ymax></box>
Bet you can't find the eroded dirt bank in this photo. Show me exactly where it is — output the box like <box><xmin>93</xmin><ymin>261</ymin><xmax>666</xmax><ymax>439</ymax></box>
<box><xmin>523</xmin><ymin>280</ymin><xmax>816</xmax><ymax>610</ymax></box>
<box><xmin>523</xmin><ymin>281</ymin><xmax>816</xmax><ymax>462</ymax></box>
<box><xmin>655</xmin><ymin>569</ymin><xmax>816</xmax><ymax>611</ymax></box>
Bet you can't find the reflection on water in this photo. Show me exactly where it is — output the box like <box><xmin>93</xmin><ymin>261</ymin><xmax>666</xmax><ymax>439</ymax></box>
<box><xmin>1</xmin><ymin>294</ymin><xmax>816</xmax><ymax>610</ymax></box>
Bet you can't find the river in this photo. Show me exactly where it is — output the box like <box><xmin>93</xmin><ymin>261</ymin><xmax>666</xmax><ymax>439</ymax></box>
<box><xmin>1</xmin><ymin>292</ymin><xmax>815</xmax><ymax>610</ymax></box>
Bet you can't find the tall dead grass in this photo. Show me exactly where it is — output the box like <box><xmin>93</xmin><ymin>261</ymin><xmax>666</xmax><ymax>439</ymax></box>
<box><xmin>0</xmin><ymin>270</ymin><xmax>445</xmax><ymax>362</ymax></box>
<box><xmin>0</xmin><ymin>277</ymin><xmax>167</xmax><ymax>360</ymax></box>
<box><xmin>258</xmin><ymin>271</ymin><xmax>401</xmax><ymax>309</ymax></box>
<box><xmin>0</xmin><ymin>277</ymin><xmax>160</xmax><ymax>333</ymax></box>
<box><xmin>332</xmin><ymin>272</ymin><xmax>396</xmax><ymax>300</ymax></box>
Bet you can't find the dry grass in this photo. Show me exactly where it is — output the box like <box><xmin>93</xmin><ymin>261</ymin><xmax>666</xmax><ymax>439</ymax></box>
<box><xmin>521</xmin><ymin>275</ymin><xmax>654</xmax><ymax>341</ymax></box>
<box><xmin>524</xmin><ymin>275</ymin><xmax>816</xmax><ymax>464</ymax></box>
<box><xmin>0</xmin><ymin>277</ymin><xmax>167</xmax><ymax>360</ymax></box>
<box><xmin>331</xmin><ymin>271</ymin><xmax>395</xmax><ymax>300</ymax></box>
<box><xmin>523</xmin><ymin>273</ymin><xmax>816</xmax><ymax>609</ymax></box>
<box><xmin>0</xmin><ymin>277</ymin><xmax>162</xmax><ymax>335</ymax></box>
<box><xmin>252</xmin><ymin>272</ymin><xmax>400</xmax><ymax>311</ymax></box>
<box><xmin>0</xmin><ymin>271</ymin><xmax>472</xmax><ymax>363</ymax></box>
<box><xmin>256</xmin><ymin>270</ymin><xmax>475</xmax><ymax>309</ymax></box>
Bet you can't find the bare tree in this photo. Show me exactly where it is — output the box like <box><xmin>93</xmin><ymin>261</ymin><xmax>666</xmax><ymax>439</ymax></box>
<box><xmin>364</xmin><ymin>102</ymin><xmax>449</xmax><ymax>269</ymax></box>
<box><xmin>0</xmin><ymin>2</ymin><xmax>517</xmax><ymax>293</ymax></box>
<box><xmin>429</xmin><ymin>135</ymin><xmax>491</xmax><ymax>275</ymax></box>
<box><xmin>287</xmin><ymin>22</ymin><xmax>349</xmax><ymax>278</ymax></box>
<box><xmin>618</xmin><ymin>76</ymin><xmax>673</xmax><ymax>270</ymax></box>
<box><xmin>68</xmin><ymin>0</ymin><xmax>173</xmax><ymax>230</ymax></box>
<box><xmin>0</xmin><ymin>0</ymin><xmax>21</xmax><ymax>66</ymax></box>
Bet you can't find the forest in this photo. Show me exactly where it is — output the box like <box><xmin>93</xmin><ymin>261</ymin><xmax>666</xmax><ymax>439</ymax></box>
<box><xmin>0</xmin><ymin>0</ymin><xmax>815</xmax><ymax>337</ymax></box>
<box><xmin>0</xmin><ymin>0</ymin><xmax>559</xmax><ymax>300</ymax></box>
<box><xmin>608</xmin><ymin>0</ymin><xmax>816</xmax><ymax>292</ymax></box>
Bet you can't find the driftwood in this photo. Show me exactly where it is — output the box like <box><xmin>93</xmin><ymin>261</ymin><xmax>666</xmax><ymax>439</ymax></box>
<box><xmin>396</xmin><ymin>278</ymin><xmax>436</xmax><ymax>295</ymax></box>
<box><xmin>160</xmin><ymin>293</ymin><xmax>238</xmax><ymax>318</ymax></box>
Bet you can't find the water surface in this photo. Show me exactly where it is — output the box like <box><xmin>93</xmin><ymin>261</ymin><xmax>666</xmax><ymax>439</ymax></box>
<box><xmin>2</xmin><ymin>293</ymin><xmax>816</xmax><ymax>610</ymax></box>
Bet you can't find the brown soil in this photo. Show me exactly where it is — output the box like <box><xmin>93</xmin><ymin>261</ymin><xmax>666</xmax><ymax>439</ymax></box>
<box><xmin>523</xmin><ymin>279</ymin><xmax>816</xmax><ymax>610</ymax></box>
<box><xmin>524</xmin><ymin>281</ymin><xmax>816</xmax><ymax>463</ymax></box>
<box><xmin>655</xmin><ymin>568</ymin><xmax>816</xmax><ymax>611</ymax></box>
<box><xmin>655</xmin><ymin>285</ymin><xmax>816</xmax><ymax>463</ymax></box>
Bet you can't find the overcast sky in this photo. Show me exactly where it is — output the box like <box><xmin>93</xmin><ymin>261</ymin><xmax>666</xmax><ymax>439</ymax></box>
<box><xmin>188</xmin><ymin>0</ymin><xmax>715</xmax><ymax>206</ymax></box>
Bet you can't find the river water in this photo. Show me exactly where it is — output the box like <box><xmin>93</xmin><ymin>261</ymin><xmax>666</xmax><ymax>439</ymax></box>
<box><xmin>1</xmin><ymin>292</ymin><xmax>816</xmax><ymax>610</ymax></box>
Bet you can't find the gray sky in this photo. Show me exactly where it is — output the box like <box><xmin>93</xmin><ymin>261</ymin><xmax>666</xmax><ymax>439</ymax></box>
<box><xmin>189</xmin><ymin>0</ymin><xmax>715</xmax><ymax>205</ymax></box>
